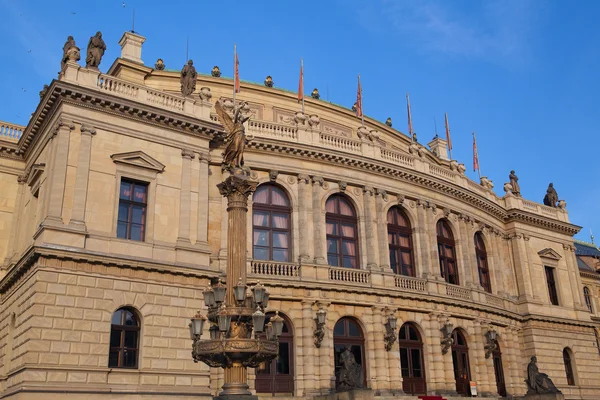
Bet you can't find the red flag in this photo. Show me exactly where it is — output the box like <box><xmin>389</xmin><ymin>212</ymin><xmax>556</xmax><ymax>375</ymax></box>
<box><xmin>298</xmin><ymin>61</ymin><xmax>304</xmax><ymax>103</ymax></box>
<box><xmin>473</xmin><ymin>132</ymin><xmax>479</xmax><ymax>172</ymax></box>
<box><xmin>445</xmin><ymin>112</ymin><xmax>452</xmax><ymax>151</ymax></box>
<box><xmin>356</xmin><ymin>75</ymin><xmax>363</xmax><ymax>118</ymax></box>
<box><xmin>406</xmin><ymin>93</ymin><xmax>413</xmax><ymax>135</ymax></box>
<box><xmin>234</xmin><ymin>51</ymin><xmax>240</xmax><ymax>94</ymax></box>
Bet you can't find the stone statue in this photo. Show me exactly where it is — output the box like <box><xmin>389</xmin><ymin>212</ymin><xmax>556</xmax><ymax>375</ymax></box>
<box><xmin>215</xmin><ymin>100</ymin><xmax>251</xmax><ymax>172</ymax></box>
<box><xmin>154</xmin><ymin>58</ymin><xmax>165</xmax><ymax>70</ymax></box>
<box><xmin>180</xmin><ymin>60</ymin><xmax>197</xmax><ymax>97</ymax></box>
<box><xmin>526</xmin><ymin>356</ymin><xmax>561</xmax><ymax>395</ymax></box>
<box><xmin>509</xmin><ymin>170</ymin><xmax>521</xmax><ymax>196</ymax></box>
<box><xmin>543</xmin><ymin>183</ymin><xmax>559</xmax><ymax>207</ymax></box>
<box><xmin>85</xmin><ymin>31</ymin><xmax>106</xmax><ymax>69</ymax></box>
<box><xmin>338</xmin><ymin>346</ymin><xmax>363</xmax><ymax>391</ymax></box>
<box><xmin>61</xmin><ymin>36</ymin><xmax>80</xmax><ymax>70</ymax></box>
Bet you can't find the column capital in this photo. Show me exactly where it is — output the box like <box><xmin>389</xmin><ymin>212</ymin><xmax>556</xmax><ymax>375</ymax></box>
<box><xmin>53</xmin><ymin>119</ymin><xmax>75</xmax><ymax>135</ymax></box>
<box><xmin>80</xmin><ymin>124</ymin><xmax>97</xmax><ymax>135</ymax></box>
<box><xmin>297</xmin><ymin>173</ymin><xmax>311</xmax><ymax>184</ymax></box>
<box><xmin>269</xmin><ymin>170</ymin><xmax>279</xmax><ymax>181</ymax></box>
<box><xmin>362</xmin><ymin>185</ymin><xmax>374</xmax><ymax>195</ymax></box>
<box><xmin>218</xmin><ymin>174</ymin><xmax>258</xmax><ymax>200</ymax></box>
<box><xmin>198</xmin><ymin>152</ymin><xmax>210</xmax><ymax>163</ymax></box>
<box><xmin>181</xmin><ymin>149</ymin><xmax>195</xmax><ymax>159</ymax></box>
<box><xmin>311</xmin><ymin>175</ymin><xmax>325</xmax><ymax>187</ymax></box>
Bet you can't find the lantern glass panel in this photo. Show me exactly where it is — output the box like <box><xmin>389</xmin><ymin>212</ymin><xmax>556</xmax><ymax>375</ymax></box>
<box><xmin>209</xmin><ymin>325</ymin><xmax>220</xmax><ymax>340</ymax></box>
<box><xmin>203</xmin><ymin>289</ymin><xmax>215</xmax><ymax>308</ymax></box>
<box><xmin>192</xmin><ymin>317</ymin><xmax>205</xmax><ymax>337</ymax></box>
<box><xmin>252</xmin><ymin>283</ymin><xmax>266</xmax><ymax>304</ymax></box>
<box><xmin>213</xmin><ymin>284</ymin><xmax>226</xmax><ymax>304</ymax></box>
<box><xmin>253</xmin><ymin>309</ymin><xmax>266</xmax><ymax>333</ymax></box>
<box><xmin>317</xmin><ymin>309</ymin><xmax>327</xmax><ymax>324</ymax></box>
<box><xmin>271</xmin><ymin>314</ymin><xmax>284</xmax><ymax>337</ymax></box>
<box><xmin>234</xmin><ymin>282</ymin><xmax>247</xmax><ymax>303</ymax></box>
<box><xmin>189</xmin><ymin>323</ymin><xmax>194</xmax><ymax>340</ymax></box>
<box><xmin>388</xmin><ymin>316</ymin><xmax>397</xmax><ymax>330</ymax></box>
<box><xmin>218</xmin><ymin>314</ymin><xmax>231</xmax><ymax>332</ymax></box>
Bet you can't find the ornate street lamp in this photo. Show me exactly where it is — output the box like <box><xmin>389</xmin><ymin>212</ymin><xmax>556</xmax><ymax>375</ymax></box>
<box><xmin>441</xmin><ymin>321</ymin><xmax>454</xmax><ymax>354</ymax></box>
<box><xmin>484</xmin><ymin>326</ymin><xmax>498</xmax><ymax>358</ymax></box>
<box><xmin>189</xmin><ymin>101</ymin><xmax>281</xmax><ymax>400</ymax></box>
<box><xmin>190</xmin><ymin>312</ymin><xmax>206</xmax><ymax>339</ymax></box>
<box><xmin>384</xmin><ymin>312</ymin><xmax>398</xmax><ymax>351</ymax></box>
<box><xmin>314</xmin><ymin>306</ymin><xmax>327</xmax><ymax>348</ymax></box>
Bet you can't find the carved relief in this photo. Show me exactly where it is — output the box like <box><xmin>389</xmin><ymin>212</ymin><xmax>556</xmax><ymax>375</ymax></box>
<box><xmin>273</xmin><ymin>108</ymin><xmax>296</xmax><ymax>125</ymax></box>
<box><xmin>321</xmin><ymin>120</ymin><xmax>350</xmax><ymax>137</ymax></box>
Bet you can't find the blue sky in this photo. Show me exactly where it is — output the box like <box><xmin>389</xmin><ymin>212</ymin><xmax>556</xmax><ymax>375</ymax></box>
<box><xmin>1</xmin><ymin>0</ymin><xmax>598</xmax><ymax>242</ymax></box>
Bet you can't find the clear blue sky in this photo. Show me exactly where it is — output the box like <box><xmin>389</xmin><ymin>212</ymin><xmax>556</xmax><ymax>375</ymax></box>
<box><xmin>1</xmin><ymin>0</ymin><xmax>598</xmax><ymax>242</ymax></box>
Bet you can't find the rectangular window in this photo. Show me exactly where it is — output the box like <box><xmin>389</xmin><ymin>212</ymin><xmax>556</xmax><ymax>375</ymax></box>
<box><xmin>117</xmin><ymin>179</ymin><xmax>148</xmax><ymax>241</ymax></box>
<box><xmin>545</xmin><ymin>266</ymin><xmax>559</xmax><ymax>306</ymax></box>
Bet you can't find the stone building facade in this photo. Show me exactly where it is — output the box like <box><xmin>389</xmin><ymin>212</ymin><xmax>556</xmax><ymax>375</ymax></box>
<box><xmin>0</xmin><ymin>31</ymin><xmax>598</xmax><ymax>399</ymax></box>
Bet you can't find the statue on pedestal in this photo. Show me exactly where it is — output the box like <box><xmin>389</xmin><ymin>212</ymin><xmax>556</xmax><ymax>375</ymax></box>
<box><xmin>85</xmin><ymin>31</ymin><xmax>106</xmax><ymax>69</ymax></box>
<box><xmin>215</xmin><ymin>100</ymin><xmax>251</xmax><ymax>172</ymax></box>
<box><xmin>543</xmin><ymin>183</ymin><xmax>559</xmax><ymax>207</ymax></box>
<box><xmin>338</xmin><ymin>346</ymin><xmax>363</xmax><ymax>391</ymax></box>
<box><xmin>180</xmin><ymin>60</ymin><xmax>197</xmax><ymax>97</ymax></box>
<box><xmin>61</xmin><ymin>36</ymin><xmax>80</xmax><ymax>70</ymax></box>
<box><xmin>509</xmin><ymin>170</ymin><xmax>521</xmax><ymax>196</ymax></box>
<box><xmin>526</xmin><ymin>356</ymin><xmax>561</xmax><ymax>395</ymax></box>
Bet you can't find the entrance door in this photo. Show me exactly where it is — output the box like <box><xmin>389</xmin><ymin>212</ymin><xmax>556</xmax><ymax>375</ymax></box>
<box><xmin>399</xmin><ymin>323</ymin><xmax>426</xmax><ymax>394</ymax></box>
<box><xmin>333</xmin><ymin>317</ymin><xmax>366</xmax><ymax>389</ymax></box>
<box><xmin>492</xmin><ymin>341</ymin><xmax>506</xmax><ymax>397</ymax></box>
<box><xmin>451</xmin><ymin>329</ymin><xmax>471</xmax><ymax>396</ymax></box>
<box><xmin>256</xmin><ymin>313</ymin><xmax>294</xmax><ymax>394</ymax></box>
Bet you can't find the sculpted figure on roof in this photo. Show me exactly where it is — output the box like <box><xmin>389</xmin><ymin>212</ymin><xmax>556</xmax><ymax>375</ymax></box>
<box><xmin>543</xmin><ymin>183</ymin><xmax>559</xmax><ymax>207</ymax></box>
<box><xmin>86</xmin><ymin>31</ymin><xmax>106</xmax><ymax>69</ymax></box>
<box><xmin>509</xmin><ymin>170</ymin><xmax>521</xmax><ymax>196</ymax></box>
<box><xmin>180</xmin><ymin>60</ymin><xmax>197</xmax><ymax>97</ymax></box>
<box><xmin>61</xmin><ymin>36</ymin><xmax>80</xmax><ymax>70</ymax></box>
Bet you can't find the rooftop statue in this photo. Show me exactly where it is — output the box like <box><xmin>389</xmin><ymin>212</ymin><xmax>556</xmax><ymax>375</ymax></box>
<box><xmin>61</xmin><ymin>36</ymin><xmax>80</xmax><ymax>70</ymax></box>
<box><xmin>543</xmin><ymin>183</ymin><xmax>559</xmax><ymax>208</ymax></box>
<box><xmin>509</xmin><ymin>170</ymin><xmax>521</xmax><ymax>196</ymax></box>
<box><xmin>180</xmin><ymin>60</ymin><xmax>197</xmax><ymax>97</ymax></box>
<box><xmin>337</xmin><ymin>346</ymin><xmax>363</xmax><ymax>391</ymax></box>
<box><xmin>525</xmin><ymin>356</ymin><xmax>561</xmax><ymax>395</ymax></box>
<box><xmin>215</xmin><ymin>100</ymin><xmax>251</xmax><ymax>172</ymax></box>
<box><xmin>85</xmin><ymin>31</ymin><xmax>106</xmax><ymax>69</ymax></box>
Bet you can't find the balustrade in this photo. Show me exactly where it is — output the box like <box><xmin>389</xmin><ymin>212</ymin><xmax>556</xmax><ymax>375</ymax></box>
<box><xmin>319</xmin><ymin>132</ymin><xmax>361</xmax><ymax>153</ymax></box>
<box><xmin>394</xmin><ymin>275</ymin><xmax>426</xmax><ymax>292</ymax></box>
<box><xmin>146</xmin><ymin>89</ymin><xmax>184</xmax><ymax>111</ymax></box>
<box><xmin>0</xmin><ymin>121</ymin><xmax>24</xmax><ymax>140</ymax></box>
<box><xmin>97</xmin><ymin>75</ymin><xmax>140</xmax><ymax>98</ymax></box>
<box><xmin>250</xmin><ymin>260</ymin><xmax>300</xmax><ymax>278</ymax></box>
<box><xmin>328</xmin><ymin>266</ymin><xmax>369</xmax><ymax>284</ymax></box>
<box><xmin>380</xmin><ymin>147</ymin><xmax>414</xmax><ymax>168</ymax></box>
<box><xmin>445</xmin><ymin>284</ymin><xmax>472</xmax><ymax>300</ymax></box>
<box><xmin>248</xmin><ymin>120</ymin><xmax>297</xmax><ymax>140</ymax></box>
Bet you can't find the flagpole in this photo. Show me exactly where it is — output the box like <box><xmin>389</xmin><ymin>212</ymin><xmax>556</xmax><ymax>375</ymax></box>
<box><xmin>233</xmin><ymin>43</ymin><xmax>236</xmax><ymax>107</ymax></box>
<box><xmin>473</xmin><ymin>131</ymin><xmax>481</xmax><ymax>179</ymax></box>
<box><xmin>406</xmin><ymin>93</ymin><xmax>413</xmax><ymax>140</ymax></box>
<box><xmin>359</xmin><ymin>74</ymin><xmax>364</xmax><ymax>126</ymax></box>
<box><xmin>301</xmin><ymin>58</ymin><xmax>305</xmax><ymax>114</ymax></box>
<box><xmin>445</xmin><ymin>112</ymin><xmax>453</xmax><ymax>160</ymax></box>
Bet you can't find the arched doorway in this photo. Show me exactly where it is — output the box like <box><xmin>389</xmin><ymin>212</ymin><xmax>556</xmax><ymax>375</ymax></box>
<box><xmin>256</xmin><ymin>313</ymin><xmax>294</xmax><ymax>394</ymax></box>
<box><xmin>492</xmin><ymin>340</ymin><xmax>506</xmax><ymax>397</ymax></box>
<box><xmin>333</xmin><ymin>317</ymin><xmax>366</xmax><ymax>389</ymax></box>
<box><xmin>451</xmin><ymin>329</ymin><xmax>471</xmax><ymax>396</ymax></box>
<box><xmin>398</xmin><ymin>323</ymin><xmax>426</xmax><ymax>395</ymax></box>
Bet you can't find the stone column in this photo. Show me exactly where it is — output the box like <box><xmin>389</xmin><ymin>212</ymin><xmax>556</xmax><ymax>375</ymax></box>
<box><xmin>376</xmin><ymin>190</ymin><xmax>390</xmax><ymax>269</ymax></box>
<box><xmin>4</xmin><ymin>176</ymin><xmax>25</xmax><ymax>264</ymax></box>
<box><xmin>428</xmin><ymin>313</ymin><xmax>455</xmax><ymax>395</ymax></box>
<box><xmin>69</xmin><ymin>124</ymin><xmax>96</xmax><ymax>227</ymax></box>
<box><xmin>44</xmin><ymin>120</ymin><xmax>75</xmax><ymax>225</ymax></box>
<box><xmin>386</xmin><ymin>315</ymin><xmax>402</xmax><ymax>394</ymax></box>
<box><xmin>456</xmin><ymin>215</ymin><xmax>474</xmax><ymax>286</ymax></box>
<box><xmin>473</xmin><ymin>320</ymin><xmax>493</xmax><ymax>395</ymax></box>
<box><xmin>177</xmin><ymin>149</ymin><xmax>195</xmax><ymax>245</ymax></box>
<box><xmin>503</xmin><ymin>327</ymin><xmax>517</xmax><ymax>395</ymax></box>
<box><xmin>372</xmin><ymin>306</ymin><xmax>390</xmax><ymax>392</ymax></box>
<box><xmin>425</xmin><ymin>205</ymin><xmax>440</xmax><ymax>279</ymax></box>
<box><xmin>196</xmin><ymin>153</ymin><xmax>210</xmax><ymax>245</ymax></box>
<box><xmin>216</xmin><ymin>172</ymin><xmax>258</xmax><ymax>396</ymax></box>
<box><xmin>509</xmin><ymin>234</ymin><xmax>534</xmax><ymax>300</ymax></box>
<box><xmin>363</xmin><ymin>186</ymin><xmax>379</xmax><ymax>269</ymax></box>
<box><xmin>317</xmin><ymin>302</ymin><xmax>332</xmax><ymax>394</ymax></box>
<box><xmin>298</xmin><ymin>174</ymin><xmax>313</xmax><ymax>262</ymax></box>
<box><xmin>312</xmin><ymin>176</ymin><xmax>326</xmax><ymax>264</ymax></box>
<box><xmin>415</xmin><ymin>200</ymin><xmax>432</xmax><ymax>278</ymax></box>
<box><xmin>564</xmin><ymin>244</ymin><xmax>585</xmax><ymax>308</ymax></box>
<box><xmin>301</xmin><ymin>300</ymin><xmax>315</xmax><ymax>394</ymax></box>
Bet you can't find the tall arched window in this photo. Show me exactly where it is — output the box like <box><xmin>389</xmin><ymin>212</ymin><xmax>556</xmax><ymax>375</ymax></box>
<box><xmin>584</xmin><ymin>287</ymin><xmax>593</xmax><ymax>313</ymax></box>
<box><xmin>451</xmin><ymin>329</ymin><xmax>471</xmax><ymax>396</ymax></box>
<box><xmin>475</xmin><ymin>232</ymin><xmax>491</xmax><ymax>293</ymax></box>
<box><xmin>333</xmin><ymin>317</ymin><xmax>366</xmax><ymax>389</ymax></box>
<box><xmin>399</xmin><ymin>323</ymin><xmax>426</xmax><ymax>394</ymax></box>
<box><xmin>253</xmin><ymin>185</ymin><xmax>291</xmax><ymax>262</ymax></box>
<box><xmin>326</xmin><ymin>195</ymin><xmax>359</xmax><ymax>268</ymax></box>
<box><xmin>256</xmin><ymin>313</ymin><xmax>294</xmax><ymax>394</ymax></box>
<box><xmin>387</xmin><ymin>207</ymin><xmax>415</xmax><ymax>276</ymax></box>
<box><xmin>563</xmin><ymin>348</ymin><xmax>575</xmax><ymax>386</ymax></box>
<box><xmin>437</xmin><ymin>220</ymin><xmax>459</xmax><ymax>285</ymax></box>
<box><xmin>109</xmin><ymin>307</ymin><xmax>140</xmax><ymax>369</ymax></box>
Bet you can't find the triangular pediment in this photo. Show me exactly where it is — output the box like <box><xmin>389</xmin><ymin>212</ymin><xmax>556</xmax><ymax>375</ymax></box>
<box><xmin>538</xmin><ymin>248</ymin><xmax>562</xmax><ymax>260</ymax></box>
<box><xmin>111</xmin><ymin>151</ymin><xmax>165</xmax><ymax>173</ymax></box>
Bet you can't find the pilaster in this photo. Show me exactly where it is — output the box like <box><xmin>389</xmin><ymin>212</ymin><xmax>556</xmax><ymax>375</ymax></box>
<box><xmin>69</xmin><ymin>124</ymin><xmax>96</xmax><ymax>228</ymax></box>
<box><xmin>372</xmin><ymin>306</ymin><xmax>390</xmax><ymax>392</ymax></box>
<box><xmin>301</xmin><ymin>300</ymin><xmax>315</xmax><ymax>394</ymax></box>
<box><xmin>4</xmin><ymin>177</ymin><xmax>25</xmax><ymax>266</ymax></box>
<box><xmin>375</xmin><ymin>190</ymin><xmax>390</xmax><ymax>270</ymax></box>
<box><xmin>177</xmin><ymin>149</ymin><xmax>195</xmax><ymax>246</ymax></box>
<box><xmin>456</xmin><ymin>214</ymin><xmax>475</xmax><ymax>287</ymax></box>
<box><xmin>509</xmin><ymin>233</ymin><xmax>535</xmax><ymax>301</ymax></box>
<box><xmin>363</xmin><ymin>186</ymin><xmax>379</xmax><ymax>270</ymax></box>
<box><xmin>317</xmin><ymin>302</ymin><xmax>332</xmax><ymax>394</ymax></box>
<box><xmin>196</xmin><ymin>153</ymin><xmax>210</xmax><ymax>246</ymax></box>
<box><xmin>298</xmin><ymin>174</ymin><xmax>313</xmax><ymax>263</ymax></box>
<box><xmin>415</xmin><ymin>200</ymin><xmax>432</xmax><ymax>278</ymax></box>
<box><xmin>312</xmin><ymin>176</ymin><xmax>326</xmax><ymax>265</ymax></box>
<box><xmin>473</xmin><ymin>320</ymin><xmax>493</xmax><ymax>396</ymax></box>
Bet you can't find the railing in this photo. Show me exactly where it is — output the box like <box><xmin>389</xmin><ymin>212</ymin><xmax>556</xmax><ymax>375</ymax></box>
<box><xmin>429</xmin><ymin>165</ymin><xmax>455</xmax><ymax>180</ymax></box>
<box><xmin>394</xmin><ymin>275</ymin><xmax>426</xmax><ymax>292</ymax></box>
<box><xmin>539</xmin><ymin>204</ymin><xmax>558</xmax><ymax>218</ymax></box>
<box><xmin>485</xmin><ymin>293</ymin><xmax>505</xmax><ymax>308</ymax></box>
<box><xmin>146</xmin><ymin>89</ymin><xmax>184</xmax><ymax>111</ymax></box>
<box><xmin>380</xmin><ymin>148</ymin><xmax>414</xmax><ymax>168</ymax></box>
<box><xmin>97</xmin><ymin>75</ymin><xmax>140</xmax><ymax>98</ymax></box>
<box><xmin>445</xmin><ymin>284</ymin><xmax>472</xmax><ymax>300</ymax></box>
<box><xmin>250</xmin><ymin>261</ymin><xmax>300</xmax><ymax>278</ymax></box>
<box><xmin>248</xmin><ymin>120</ymin><xmax>297</xmax><ymax>140</ymax></box>
<box><xmin>0</xmin><ymin>121</ymin><xmax>24</xmax><ymax>141</ymax></box>
<box><xmin>319</xmin><ymin>132</ymin><xmax>361</xmax><ymax>153</ymax></box>
<box><xmin>328</xmin><ymin>267</ymin><xmax>369</xmax><ymax>284</ymax></box>
<box><xmin>522</xmin><ymin>199</ymin><xmax>539</xmax><ymax>212</ymax></box>
<box><xmin>467</xmin><ymin>180</ymin><xmax>488</xmax><ymax>195</ymax></box>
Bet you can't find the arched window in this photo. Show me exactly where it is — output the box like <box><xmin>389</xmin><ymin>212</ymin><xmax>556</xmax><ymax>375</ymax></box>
<box><xmin>387</xmin><ymin>207</ymin><xmax>415</xmax><ymax>276</ymax></box>
<box><xmin>475</xmin><ymin>232</ymin><xmax>491</xmax><ymax>293</ymax></box>
<box><xmin>451</xmin><ymin>329</ymin><xmax>471</xmax><ymax>396</ymax></box>
<box><xmin>584</xmin><ymin>287</ymin><xmax>593</xmax><ymax>313</ymax></box>
<box><xmin>334</xmin><ymin>317</ymin><xmax>366</xmax><ymax>389</ymax></box>
<box><xmin>563</xmin><ymin>348</ymin><xmax>575</xmax><ymax>386</ymax></box>
<box><xmin>399</xmin><ymin>323</ymin><xmax>426</xmax><ymax>394</ymax></box>
<box><xmin>109</xmin><ymin>308</ymin><xmax>140</xmax><ymax>369</ymax></box>
<box><xmin>326</xmin><ymin>195</ymin><xmax>359</xmax><ymax>268</ymax></box>
<box><xmin>437</xmin><ymin>220</ymin><xmax>459</xmax><ymax>285</ymax></box>
<box><xmin>256</xmin><ymin>313</ymin><xmax>294</xmax><ymax>394</ymax></box>
<box><xmin>253</xmin><ymin>185</ymin><xmax>291</xmax><ymax>262</ymax></box>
